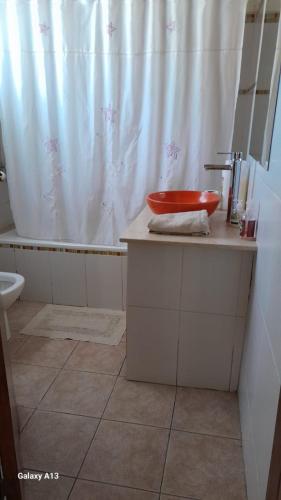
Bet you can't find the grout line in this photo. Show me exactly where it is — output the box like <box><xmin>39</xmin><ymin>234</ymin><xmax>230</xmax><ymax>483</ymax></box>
<box><xmin>68</xmin><ymin>476</ymin><xmax>164</xmax><ymax>496</ymax></box>
<box><xmin>101</xmin><ymin>415</ymin><xmax>171</xmax><ymax>430</ymax></box>
<box><xmin>118</xmin><ymin>356</ymin><xmax>126</xmax><ymax>377</ymax></box>
<box><xmin>34</xmin><ymin>407</ymin><xmax>109</xmax><ymax>421</ymax></box>
<box><xmin>127</xmin><ymin>302</ymin><xmax>243</xmax><ymax>318</ymax></box>
<box><xmin>67</xmin><ymin>359</ymin><xmax>123</xmax><ymax>499</ymax></box>
<box><xmin>158</xmin><ymin>385</ymin><xmax>178</xmax><ymax>495</ymax></box>
<box><xmin>11</xmin><ymin>358</ymin><xmax>124</xmax><ymax>377</ymax></box>
<box><xmin>228</xmin><ymin>346</ymin><xmax>235</xmax><ymax>392</ymax></box>
<box><xmin>21</xmin><ymin>466</ymin><xmax>200</xmax><ymax>500</ymax></box>
<box><xmin>67</xmin><ymin>478</ymin><xmax>78</xmax><ymax>499</ymax></box>
<box><xmin>19</xmin><ymin>338</ymin><xmax>80</xmax><ymax>435</ymax></box>
<box><xmin>16</xmin><ymin>360</ymin><xmax>242</xmax><ymax>442</ymax></box>
<box><xmin>176</xmin><ymin>247</ymin><xmax>185</xmax><ymax>386</ymax></box>
<box><xmin>18</xmin><ymin>403</ymin><xmax>242</xmax><ymax>442</ymax></box>
<box><xmin>19</xmin><ymin>407</ymin><xmax>37</xmax><ymax>434</ymax></box>
<box><xmin>170</xmin><ymin>427</ymin><xmax>242</xmax><ymax>442</ymax></box>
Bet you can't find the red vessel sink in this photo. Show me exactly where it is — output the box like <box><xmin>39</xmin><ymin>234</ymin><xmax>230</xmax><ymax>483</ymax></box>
<box><xmin>146</xmin><ymin>190</ymin><xmax>220</xmax><ymax>216</ymax></box>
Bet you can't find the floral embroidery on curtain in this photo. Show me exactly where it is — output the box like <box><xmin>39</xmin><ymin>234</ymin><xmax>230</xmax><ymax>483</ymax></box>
<box><xmin>0</xmin><ymin>0</ymin><xmax>246</xmax><ymax>245</ymax></box>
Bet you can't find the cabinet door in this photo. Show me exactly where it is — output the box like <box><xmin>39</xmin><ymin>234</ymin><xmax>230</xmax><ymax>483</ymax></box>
<box><xmin>177</xmin><ymin>312</ymin><xmax>236</xmax><ymax>390</ymax></box>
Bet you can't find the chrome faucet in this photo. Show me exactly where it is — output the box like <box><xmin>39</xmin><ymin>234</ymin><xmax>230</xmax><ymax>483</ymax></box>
<box><xmin>204</xmin><ymin>152</ymin><xmax>243</xmax><ymax>224</ymax></box>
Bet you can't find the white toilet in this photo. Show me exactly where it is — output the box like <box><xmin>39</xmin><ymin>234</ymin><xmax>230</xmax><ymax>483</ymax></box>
<box><xmin>0</xmin><ymin>272</ymin><xmax>25</xmax><ymax>339</ymax></box>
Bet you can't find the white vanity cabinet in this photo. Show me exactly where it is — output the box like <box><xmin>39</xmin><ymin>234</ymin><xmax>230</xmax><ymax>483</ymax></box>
<box><xmin>121</xmin><ymin>208</ymin><xmax>256</xmax><ymax>391</ymax></box>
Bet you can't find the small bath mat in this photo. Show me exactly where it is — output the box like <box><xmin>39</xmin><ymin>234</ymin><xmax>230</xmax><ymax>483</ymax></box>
<box><xmin>20</xmin><ymin>304</ymin><xmax>126</xmax><ymax>345</ymax></box>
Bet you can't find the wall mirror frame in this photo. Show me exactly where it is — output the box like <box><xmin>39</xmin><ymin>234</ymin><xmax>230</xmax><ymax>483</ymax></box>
<box><xmin>233</xmin><ymin>0</ymin><xmax>281</xmax><ymax>170</ymax></box>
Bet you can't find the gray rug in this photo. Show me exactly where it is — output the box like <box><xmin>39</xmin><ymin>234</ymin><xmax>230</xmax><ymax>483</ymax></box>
<box><xmin>20</xmin><ymin>304</ymin><xmax>126</xmax><ymax>345</ymax></box>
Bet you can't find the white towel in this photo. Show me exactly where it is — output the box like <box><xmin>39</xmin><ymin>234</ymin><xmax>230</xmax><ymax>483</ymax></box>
<box><xmin>148</xmin><ymin>210</ymin><xmax>210</xmax><ymax>235</ymax></box>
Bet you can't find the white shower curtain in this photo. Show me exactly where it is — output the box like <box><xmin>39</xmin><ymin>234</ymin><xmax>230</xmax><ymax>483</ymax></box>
<box><xmin>0</xmin><ymin>0</ymin><xmax>246</xmax><ymax>246</ymax></box>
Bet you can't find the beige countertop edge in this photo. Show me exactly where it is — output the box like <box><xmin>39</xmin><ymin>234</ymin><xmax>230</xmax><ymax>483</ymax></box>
<box><xmin>120</xmin><ymin>207</ymin><xmax>257</xmax><ymax>252</ymax></box>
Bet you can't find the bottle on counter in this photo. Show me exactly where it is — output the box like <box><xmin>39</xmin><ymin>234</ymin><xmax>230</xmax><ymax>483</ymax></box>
<box><xmin>239</xmin><ymin>200</ymin><xmax>259</xmax><ymax>240</ymax></box>
<box><xmin>238</xmin><ymin>202</ymin><xmax>246</xmax><ymax>237</ymax></box>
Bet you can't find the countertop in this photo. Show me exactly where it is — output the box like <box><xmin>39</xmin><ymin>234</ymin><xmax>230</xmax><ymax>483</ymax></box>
<box><xmin>120</xmin><ymin>207</ymin><xmax>257</xmax><ymax>252</ymax></box>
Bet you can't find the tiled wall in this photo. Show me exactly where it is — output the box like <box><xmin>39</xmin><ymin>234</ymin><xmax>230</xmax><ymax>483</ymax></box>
<box><xmin>239</xmin><ymin>82</ymin><xmax>281</xmax><ymax>500</ymax></box>
<box><xmin>0</xmin><ymin>183</ymin><xmax>13</xmax><ymax>231</ymax></box>
<box><xmin>0</xmin><ymin>246</ymin><xmax>127</xmax><ymax>311</ymax></box>
<box><xmin>126</xmin><ymin>241</ymin><xmax>253</xmax><ymax>390</ymax></box>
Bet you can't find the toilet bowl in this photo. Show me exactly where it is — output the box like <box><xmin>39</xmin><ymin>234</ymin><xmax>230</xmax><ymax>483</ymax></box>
<box><xmin>0</xmin><ymin>272</ymin><xmax>25</xmax><ymax>339</ymax></box>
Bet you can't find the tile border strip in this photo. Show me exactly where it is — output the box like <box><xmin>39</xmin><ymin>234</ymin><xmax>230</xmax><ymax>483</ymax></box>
<box><xmin>246</xmin><ymin>11</ymin><xmax>280</xmax><ymax>23</ymax></box>
<box><xmin>0</xmin><ymin>243</ymin><xmax>126</xmax><ymax>256</ymax></box>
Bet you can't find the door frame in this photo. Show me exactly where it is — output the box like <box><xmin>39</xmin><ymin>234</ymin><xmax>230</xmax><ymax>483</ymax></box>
<box><xmin>266</xmin><ymin>388</ymin><xmax>281</xmax><ymax>500</ymax></box>
<box><xmin>0</xmin><ymin>325</ymin><xmax>22</xmax><ymax>499</ymax></box>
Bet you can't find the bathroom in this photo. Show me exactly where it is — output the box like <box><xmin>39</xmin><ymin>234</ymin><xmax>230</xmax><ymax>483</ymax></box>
<box><xmin>0</xmin><ymin>0</ymin><xmax>280</xmax><ymax>498</ymax></box>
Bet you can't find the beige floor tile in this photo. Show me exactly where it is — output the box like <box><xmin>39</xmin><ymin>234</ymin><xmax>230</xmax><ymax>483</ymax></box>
<box><xmin>172</xmin><ymin>387</ymin><xmax>241</xmax><ymax>439</ymax></box>
<box><xmin>16</xmin><ymin>406</ymin><xmax>34</xmax><ymax>432</ymax></box>
<box><xmin>65</xmin><ymin>342</ymin><xmax>126</xmax><ymax>375</ymax></box>
<box><xmin>12</xmin><ymin>363</ymin><xmax>58</xmax><ymax>407</ymax></box>
<box><xmin>22</xmin><ymin>470</ymin><xmax>74</xmax><ymax>500</ymax></box>
<box><xmin>21</xmin><ymin>410</ymin><xmax>99</xmax><ymax>476</ymax></box>
<box><xmin>40</xmin><ymin>370</ymin><xmax>116</xmax><ymax>417</ymax></box>
<box><xmin>69</xmin><ymin>480</ymin><xmax>159</xmax><ymax>500</ymax></box>
<box><xmin>80</xmin><ymin>420</ymin><xmax>169</xmax><ymax>492</ymax></box>
<box><xmin>160</xmin><ymin>496</ymin><xmax>191</xmax><ymax>500</ymax></box>
<box><xmin>8</xmin><ymin>336</ymin><xmax>27</xmax><ymax>356</ymax></box>
<box><xmin>104</xmin><ymin>377</ymin><xmax>176</xmax><ymax>428</ymax></box>
<box><xmin>12</xmin><ymin>337</ymin><xmax>77</xmax><ymax>368</ymax></box>
<box><xmin>162</xmin><ymin>430</ymin><xmax>246</xmax><ymax>499</ymax></box>
<box><xmin>8</xmin><ymin>301</ymin><xmax>45</xmax><ymax>335</ymax></box>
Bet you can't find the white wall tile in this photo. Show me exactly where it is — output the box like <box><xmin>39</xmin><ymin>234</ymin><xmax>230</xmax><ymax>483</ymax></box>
<box><xmin>253</xmin><ymin>176</ymin><xmax>281</xmax><ymax>373</ymax></box>
<box><xmin>121</xmin><ymin>255</ymin><xmax>127</xmax><ymax>311</ymax></box>
<box><xmin>252</xmin><ymin>326</ymin><xmax>280</xmax><ymax>499</ymax></box>
<box><xmin>50</xmin><ymin>252</ymin><xmax>87</xmax><ymax>306</ymax></box>
<box><xmin>127</xmin><ymin>243</ymin><xmax>182</xmax><ymax>310</ymax></box>
<box><xmin>236</xmin><ymin>253</ymin><xmax>254</xmax><ymax>317</ymax></box>
<box><xmin>240</xmin><ymin>133</ymin><xmax>281</xmax><ymax>497</ymax></box>
<box><xmin>240</xmin><ymin>295</ymin><xmax>280</xmax><ymax>499</ymax></box>
<box><xmin>178</xmin><ymin>311</ymin><xmax>236</xmax><ymax>390</ymax></box>
<box><xmin>15</xmin><ymin>249</ymin><xmax>52</xmax><ymax>302</ymax></box>
<box><xmin>181</xmin><ymin>247</ymin><xmax>241</xmax><ymax>316</ymax></box>
<box><xmin>0</xmin><ymin>247</ymin><xmax>16</xmax><ymax>272</ymax></box>
<box><xmin>126</xmin><ymin>306</ymin><xmax>179</xmax><ymax>385</ymax></box>
<box><xmin>86</xmin><ymin>254</ymin><xmax>122</xmax><ymax>310</ymax></box>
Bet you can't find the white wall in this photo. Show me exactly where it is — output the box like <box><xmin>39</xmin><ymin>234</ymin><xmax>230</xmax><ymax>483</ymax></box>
<box><xmin>239</xmin><ymin>72</ymin><xmax>281</xmax><ymax>498</ymax></box>
<box><xmin>0</xmin><ymin>182</ymin><xmax>13</xmax><ymax>231</ymax></box>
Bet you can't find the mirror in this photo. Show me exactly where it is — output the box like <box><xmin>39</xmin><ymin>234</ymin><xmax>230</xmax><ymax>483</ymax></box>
<box><xmin>249</xmin><ymin>0</ymin><xmax>281</xmax><ymax>169</ymax></box>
